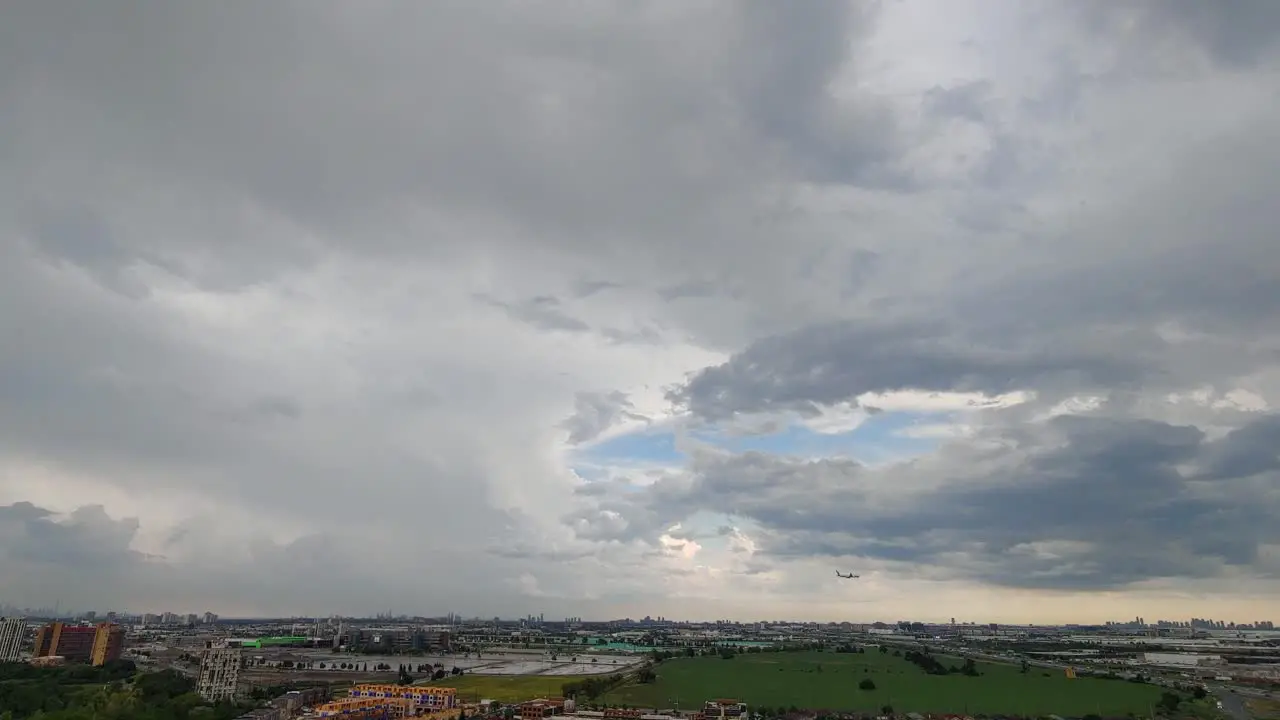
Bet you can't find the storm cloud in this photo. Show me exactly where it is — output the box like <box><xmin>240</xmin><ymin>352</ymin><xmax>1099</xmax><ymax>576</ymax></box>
<box><xmin>1</xmin><ymin>0</ymin><xmax>1279</xmax><ymax>621</ymax></box>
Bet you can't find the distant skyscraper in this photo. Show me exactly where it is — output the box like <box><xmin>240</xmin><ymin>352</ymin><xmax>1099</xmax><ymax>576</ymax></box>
<box><xmin>0</xmin><ymin>617</ymin><xmax>27</xmax><ymax>661</ymax></box>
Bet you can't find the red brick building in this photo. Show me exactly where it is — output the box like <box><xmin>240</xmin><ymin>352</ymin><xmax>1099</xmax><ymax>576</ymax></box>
<box><xmin>33</xmin><ymin>622</ymin><xmax>124</xmax><ymax>666</ymax></box>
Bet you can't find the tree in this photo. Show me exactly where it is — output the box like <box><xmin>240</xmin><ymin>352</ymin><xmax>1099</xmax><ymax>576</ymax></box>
<box><xmin>859</xmin><ymin>679</ymin><xmax>877</xmax><ymax>691</ymax></box>
<box><xmin>1158</xmin><ymin>691</ymin><xmax>1182</xmax><ymax>714</ymax></box>
<box><xmin>880</xmin><ymin>705</ymin><xmax>894</xmax><ymax>716</ymax></box>
<box><xmin>1193</xmin><ymin>686</ymin><xmax>1208</xmax><ymax>700</ymax></box>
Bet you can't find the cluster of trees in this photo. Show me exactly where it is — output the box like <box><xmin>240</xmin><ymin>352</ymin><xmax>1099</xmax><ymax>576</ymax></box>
<box><xmin>902</xmin><ymin>650</ymin><xmax>979</xmax><ymax>677</ymax></box>
<box><xmin>1156</xmin><ymin>691</ymin><xmax>1184</xmax><ymax>714</ymax></box>
<box><xmin>0</xmin><ymin>667</ymin><xmax>251</xmax><ymax>720</ymax></box>
<box><xmin>0</xmin><ymin>660</ymin><xmax>139</xmax><ymax>684</ymax></box>
<box><xmin>832</xmin><ymin>645</ymin><xmax>868</xmax><ymax>654</ymax></box>
<box><xmin>560</xmin><ymin>672</ymin><xmax>628</xmax><ymax>700</ymax></box>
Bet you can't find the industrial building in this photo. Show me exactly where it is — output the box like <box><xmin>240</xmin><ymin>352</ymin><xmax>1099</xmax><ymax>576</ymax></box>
<box><xmin>197</xmin><ymin>645</ymin><xmax>244</xmax><ymax>702</ymax></box>
<box><xmin>32</xmin><ymin>622</ymin><xmax>124</xmax><ymax>666</ymax></box>
<box><xmin>0</xmin><ymin>617</ymin><xmax>27</xmax><ymax>662</ymax></box>
<box><xmin>345</xmin><ymin>628</ymin><xmax>451</xmax><ymax>653</ymax></box>
<box><xmin>348</xmin><ymin>684</ymin><xmax>458</xmax><ymax>711</ymax></box>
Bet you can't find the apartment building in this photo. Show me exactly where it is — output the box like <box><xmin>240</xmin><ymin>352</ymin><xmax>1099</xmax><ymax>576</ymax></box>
<box><xmin>0</xmin><ymin>617</ymin><xmax>27</xmax><ymax>661</ymax></box>
<box><xmin>314</xmin><ymin>697</ymin><xmax>412</xmax><ymax>719</ymax></box>
<box><xmin>33</xmin><ymin>622</ymin><xmax>124</xmax><ymax>666</ymax></box>
<box><xmin>197</xmin><ymin>646</ymin><xmax>243</xmax><ymax>702</ymax></box>
<box><xmin>348</xmin><ymin>684</ymin><xmax>457</xmax><ymax>711</ymax></box>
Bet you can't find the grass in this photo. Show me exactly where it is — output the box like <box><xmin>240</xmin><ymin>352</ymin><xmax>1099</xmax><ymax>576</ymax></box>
<box><xmin>1246</xmin><ymin>698</ymin><xmax>1280</xmax><ymax>720</ymax></box>
<box><xmin>599</xmin><ymin>651</ymin><xmax>1165</xmax><ymax>716</ymax></box>
<box><xmin>425</xmin><ymin>674</ymin><xmax>581</xmax><ymax>703</ymax></box>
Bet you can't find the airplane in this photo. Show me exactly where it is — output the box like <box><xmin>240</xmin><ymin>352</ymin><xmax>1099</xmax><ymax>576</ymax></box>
<box><xmin>836</xmin><ymin>571</ymin><xmax>860</xmax><ymax>579</ymax></box>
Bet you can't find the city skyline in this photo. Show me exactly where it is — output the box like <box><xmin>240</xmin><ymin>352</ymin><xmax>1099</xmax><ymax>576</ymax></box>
<box><xmin>2</xmin><ymin>2</ymin><xmax>1279</xmax><ymax>623</ymax></box>
<box><xmin>1</xmin><ymin>601</ymin><xmax>1277</xmax><ymax>631</ymax></box>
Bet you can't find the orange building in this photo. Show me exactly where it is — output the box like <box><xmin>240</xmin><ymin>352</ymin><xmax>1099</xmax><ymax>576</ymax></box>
<box><xmin>348</xmin><ymin>684</ymin><xmax>458</xmax><ymax>711</ymax></box>
<box><xmin>315</xmin><ymin>696</ymin><xmax>414</xmax><ymax>718</ymax></box>
<box><xmin>33</xmin><ymin>622</ymin><xmax>124</xmax><ymax>666</ymax></box>
<box><xmin>517</xmin><ymin>698</ymin><xmax>567</xmax><ymax>718</ymax></box>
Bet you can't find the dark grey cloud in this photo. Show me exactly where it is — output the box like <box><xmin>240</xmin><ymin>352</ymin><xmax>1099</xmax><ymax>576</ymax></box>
<box><xmin>1079</xmin><ymin>0</ymin><xmax>1280</xmax><ymax>68</ymax></box>
<box><xmin>477</xmin><ymin>294</ymin><xmax>591</xmax><ymax>333</ymax></box>
<box><xmin>671</xmin><ymin>320</ymin><xmax>1143</xmax><ymax>421</ymax></box>
<box><xmin>569</xmin><ymin>413</ymin><xmax>1280</xmax><ymax>590</ymax></box>
<box><xmin>671</xmin><ymin>96</ymin><xmax>1280</xmax><ymax>422</ymax></box>
<box><xmin>0</xmin><ymin>500</ymin><xmax>562</xmax><ymax>617</ymax></box>
<box><xmin>0</xmin><ymin>0</ymin><xmax>898</xmax><ymax>292</ymax></box>
<box><xmin>924</xmin><ymin>81</ymin><xmax>992</xmax><ymax>124</ymax></box>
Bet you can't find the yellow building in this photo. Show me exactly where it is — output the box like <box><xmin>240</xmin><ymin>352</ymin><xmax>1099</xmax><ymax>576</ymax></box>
<box><xmin>349</xmin><ymin>684</ymin><xmax>458</xmax><ymax>711</ymax></box>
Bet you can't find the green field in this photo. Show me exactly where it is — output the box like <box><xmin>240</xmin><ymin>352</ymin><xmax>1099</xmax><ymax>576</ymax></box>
<box><xmin>427</xmin><ymin>674</ymin><xmax>580</xmax><ymax>703</ymax></box>
<box><xmin>600</xmin><ymin>651</ymin><xmax>1165</xmax><ymax>716</ymax></box>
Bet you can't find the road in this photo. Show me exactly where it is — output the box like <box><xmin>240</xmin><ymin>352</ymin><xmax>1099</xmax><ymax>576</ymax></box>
<box><xmin>1210</xmin><ymin>687</ymin><xmax>1252</xmax><ymax>720</ymax></box>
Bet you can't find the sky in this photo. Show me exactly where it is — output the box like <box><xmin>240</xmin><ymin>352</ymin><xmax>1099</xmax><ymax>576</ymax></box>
<box><xmin>2</xmin><ymin>0</ymin><xmax>1279</xmax><ymax>625</ymax></box>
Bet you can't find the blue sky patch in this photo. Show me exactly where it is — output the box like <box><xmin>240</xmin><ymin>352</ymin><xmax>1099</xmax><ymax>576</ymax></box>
<box><xmin>574</xmin><ymin>409</ymin><xmax>956</xmax><ymax>474</ymax></box>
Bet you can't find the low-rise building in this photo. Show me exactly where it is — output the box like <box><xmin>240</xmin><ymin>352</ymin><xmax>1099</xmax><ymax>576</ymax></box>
<box><xmin>701</xmin><ymin>701</ymin><xmax>746</xmax><ymax>720</ymax></box>
<box><xmin>518</xmin><ymin>698</ymin><xmax>568</xmax><ymax>718</ymax></box>
<box><xmin>269</xmin><ymin>686</ymin><xmax>331</xmax><ymax>716</ymax></box>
